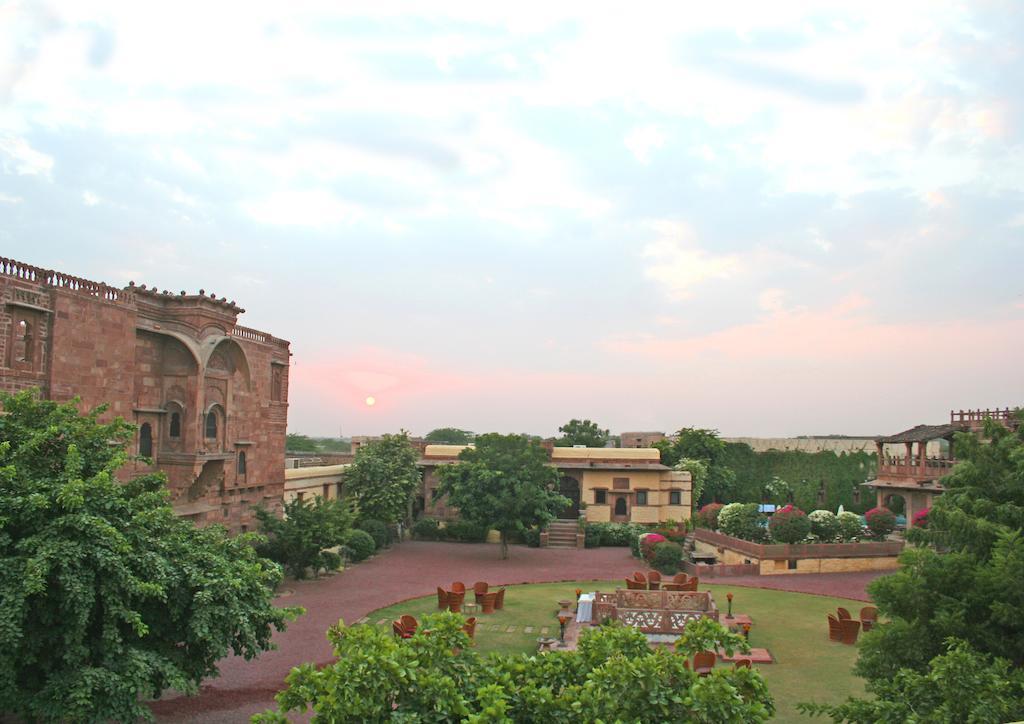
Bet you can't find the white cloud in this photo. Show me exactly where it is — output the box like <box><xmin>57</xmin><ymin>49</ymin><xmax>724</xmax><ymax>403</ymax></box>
<box><xmin>624</xmin><ymin>125</ymin><xmax>667</xmax><ymax>164</ymax></box>
<box><xmin>641</xmin><ymin>221</ymin><xmax>740</xmax><ymax>301</ymax></box>
<box><xmin>81</xmin><ymin>190</ymin><xmax>100</xmax><ymax>206</ymax></box>
<box><xmin>0</xmin><ymin>135</ymin><xmax>53</xmax><ymax>178</ymax></box>
<box><xmin>242</xmin><ymin>189</ymin><xmax>364</xmax><ymax>229</ymax></box>
<box><xmin>0</xmin><ymin>192</ymin><xmax>23</xmax><ymax>203</ymax></box>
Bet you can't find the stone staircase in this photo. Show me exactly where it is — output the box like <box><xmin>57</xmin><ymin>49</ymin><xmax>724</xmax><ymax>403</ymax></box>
<box><xmin>546</xmin><ymin>519</ymin><xmax>580</xmax><ymax>548</ymax></box>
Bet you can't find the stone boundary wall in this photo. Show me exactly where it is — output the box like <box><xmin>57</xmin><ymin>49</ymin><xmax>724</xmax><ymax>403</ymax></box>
<box><xmin>693</xmin><ymin>528</ymin><xmax>903</xmax><ymax>576</ymax></box>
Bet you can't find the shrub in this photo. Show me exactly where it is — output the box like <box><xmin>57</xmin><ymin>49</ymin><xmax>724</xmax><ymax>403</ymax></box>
<box><xmin>652</xmin><ymin>541</ymin><xmax>684</xmax><ymax>574</ymax></box>
<box><xmin>584</xmin><ymin>523</ymin><xmax>603</xmax><ymax>548</ymax></box>
<box><xmin>808</xmin><ymin>510</ymin><xmax>841</xmax><ymax>542</ymax></box>
<box><xmin>865</xmin><ymin>507</ymin><xmax>897</xmax><ymax>539</ymax></box>
<box><xmin>600</xmin><ymin>522</ymin><xmax>645</xmax><ymax>547</ymax></box>
<box><xmin>912</xmin><ymin>507</ymin><xmax>930</xmax><ymax>528</ymax></box>
<box><xmin>344</xmin><ymin>529</ymin><xmax>376</xmax><ymax>562</ymax></box>
<box><xmin>837</xmin><ymin>511</ymin><xmax>864</xmax><ymax>541</ymax></box>
<box><xmin>769</xmin><ymin>505</ymin><xmax>811</xmax><ymax>544</ymax></box>
<box><xmin>639</xmin><ymin>533</ymin><xmax>667</xmax><ymax>562</ymax></box>
<box><xmin>356</xmin><ymin>518</ymin><xmax>390</xmax><ymax>549</ymax></box>
<box><xmin>695</xmin><ymin>502</ymin><xmax>724</xmax><ymax>529</ymax></box>
<box><xmin>524</xmin><ymin>527</ymin><xmax>541</xmax><ymax>547</ymax></box>
<box><xmin>411</xmin><ymin>517</ymin><xmax>441</xmax><ymax>541</ymax></box>
<box><xmin>718</xmin><ymin>503</ymin><xmax>765</xmax><ymax>542</ymax></box>
<box><xmin>443</xmin><ymin>520</ymin><xmax>489</xmax><ymax>542</ymax></box>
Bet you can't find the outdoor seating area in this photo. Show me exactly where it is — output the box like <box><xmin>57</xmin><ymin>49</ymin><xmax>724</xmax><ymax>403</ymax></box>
<box><xmin>826</xmin><ymin>606</ymin><xmax>875</xmax><ymax>645</ymax></box>
<box><xmin>592</xmin><ymin>587</ymin><xmax>719</xmax><ymax>633</ymax></box>
<box><xmin>392</xmin><ymin>613</ymin><xmax>479</xmax><ymax>640</ymax></box>
<box><xmin>625</xmin><ymin>572</ymin><xmax>699</xmax><ymax>591</ymax></box>
<box><xmin>437</xmin><ymin>581</ymin><xmax>506</xmax><ymax>614</ymax></box>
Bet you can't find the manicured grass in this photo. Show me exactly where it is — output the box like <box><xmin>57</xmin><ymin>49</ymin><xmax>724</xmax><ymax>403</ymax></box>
<box><xmin>366</xmin><ymin>580</ymin><xmax>868</xmax><ymax>723</ymax></box>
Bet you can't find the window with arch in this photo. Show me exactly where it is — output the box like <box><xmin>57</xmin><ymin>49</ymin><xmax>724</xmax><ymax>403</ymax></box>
<box><xmin>237</xmin><ymin>451</ymin><xmax>247</xmax><ymax>476</ymax></box>
<box><xmin>8</xmin><ymin>314</ymin><xmax>39</xmax><ymax>369</ymax></box>
<box><xmin>614</xmin><ymin>497</ymin><xmax>628</xmax><ymax>516</ymax></box>
<box><xmin>205</xmin><ymin>407</ymin><xmax>220</xmax><ymax>439</ymax></box>
<box><xmin>169</xmin><ymin>412</ymin><xmax>181</xmax><ymax>438</ymax></box>
<box><xmin>139</xmin><ymin>423</ymin><xmax>153</xmax><ymax>458</ymax></box>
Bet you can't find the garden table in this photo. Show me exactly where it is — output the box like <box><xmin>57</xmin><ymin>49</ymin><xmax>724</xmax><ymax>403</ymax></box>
<box><xmin>576</xmin><ymin>592</ymin><xmax>595</xmax><ymax>623</ymax></box>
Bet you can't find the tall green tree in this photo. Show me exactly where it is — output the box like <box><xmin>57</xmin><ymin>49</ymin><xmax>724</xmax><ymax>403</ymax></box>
<box><xmin>655</xmin><ymin>428</ymin><xmax>737</xmax><ymax>505</ymax></box>
<box><xmin>344</xmin><ymin>431</ymin><xmax>421</xmax><ymax>524</ymax></box>
<box><xmin>424</xmin><ymin>427</ymin><xmax>475</xmax><ymax>444</ymax></box>
<box><xmin>0</xmin><ymin>391</ymin><xmax>301</xmax><ymax>723</ymax></box>
<box><xmin>436</xmin><ymin>433</ymin><xmax>567</xmax><ymax>559</ymax></box>
<box><xmin>255</xmin><ymin>496</ymin><xmax>353</xmax><ymax>579</ymax></box>
<box><xmin>556</xmin><ymin>418</ymin><xmax>609</xmax><ymax>448</ymax></box>
<box><xmin>805</xmin><ymin>414</ymin><xmax>1024</xmax><ymax>720</ymax></box>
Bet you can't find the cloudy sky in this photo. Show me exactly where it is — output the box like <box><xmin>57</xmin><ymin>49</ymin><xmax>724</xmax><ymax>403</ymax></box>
<box><xmin>2</xmin><ymin>1</ymin><xmax>1022</xmax><ymax>438</ymax></box>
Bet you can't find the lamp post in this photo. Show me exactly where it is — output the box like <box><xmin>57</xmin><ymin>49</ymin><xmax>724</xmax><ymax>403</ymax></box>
<box><xmin>742</xmin><ymin>622</ymin><xmax>751</xmax><ymax>641</ymax></box>
<box><xmin>726</xmin><ymin>592</ymin><xmax>733</xmax><ymax>619</ymax></box>
<box><xmin>557</xmin><ymin>601</ymin><xmax>573</xmax><ymax>645</ymax></box>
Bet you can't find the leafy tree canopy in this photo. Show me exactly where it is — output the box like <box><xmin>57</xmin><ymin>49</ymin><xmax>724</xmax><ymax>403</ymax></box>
<box><xmin>344</xmin><ymin>431</ymin><xmax>421</xmax><ymax>524</ymax></box>
<box><xmin>556</xmin><ymin>419</ymin><xmax>609</xmax><ymax>448</ymax></box>
<box><xmin>655</xmin><ymin>428</ymin><xmax>737</xmax><ymax>505</ymax></box>
<box><xmin>255</xmin><ymin>496</ymin><xmax>353</xmax><ymax>579</ymax></box>
<box><xmin>436</xmin><ymin>433</ymin><xmax>567</xmax><ymax>558</ymax></box>
<box><xmin>424</xmin><ymin>427</ymin><xmax>475</xmax><ymax>444</ymax></box>
<box><xmin>256</xmin><ymin>616</ymin><xmax>774</xmax><ymax>723</ymax></box>
<box><xmin>285</xmin><ymin>433</ymin><xmax>350</xmax><ymax>454</ymax></box>
<box><xmin>0</xmin><ymin>391</ymin><xmax>301</xmax><ymax>723</ymax></box>
<box><xmin>806</xmin><ymin>414</ymin><xmax>1024</xmax><ymax>719</ymax></box>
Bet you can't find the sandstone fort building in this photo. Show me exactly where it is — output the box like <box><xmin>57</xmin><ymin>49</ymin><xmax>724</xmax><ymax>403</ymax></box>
<box><xmin>0</xmin><ymin>256</ymin><xmax>290</xmax><ymax>533</ymax></box>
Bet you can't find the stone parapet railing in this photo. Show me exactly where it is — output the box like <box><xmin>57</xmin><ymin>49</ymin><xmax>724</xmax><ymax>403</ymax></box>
<box><xmin>694</xmin><ymin>528</ymin><xmax>904</xmax><ymax>560</ymax></box>
<box><xmin>592</xmin><ymin>589</ymin><xmax>718</xmax><ymax>633</ymax></box>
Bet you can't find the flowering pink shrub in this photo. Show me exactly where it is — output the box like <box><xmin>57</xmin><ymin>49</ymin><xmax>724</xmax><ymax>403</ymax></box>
<box><xmin>768</xmin><ymin>505</ymin><xmax>810</xmax><ymax>543</ymax></box>
<box><xmin>912</xmin><ymin>507</ymin><xmax>930</xmax><ymax>528</ymax></box>
<box><xmin>695</xmin><ymin>503</ymin><xmax>724</xmax><ymax>529</ymax></box>
<box><xmin>640</xmin><ymin>533</ymin><xmax>667</xmax><ymax>562</ymax></box>
<box><xmin>865</xmin><ymin>506</ymin><xmax>897</xmax><ymax>538</ymax></box>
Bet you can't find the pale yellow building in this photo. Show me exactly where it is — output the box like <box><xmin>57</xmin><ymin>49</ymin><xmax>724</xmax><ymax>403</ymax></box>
<box><xmin>283</xmin><ymin>464</ymin><xmax>347</xmax><ymax>504</ymax></box>
<box><xmin>419</xmin><ymin>444</ymin><xmax>691</xmax><ymax>525</ymax></box>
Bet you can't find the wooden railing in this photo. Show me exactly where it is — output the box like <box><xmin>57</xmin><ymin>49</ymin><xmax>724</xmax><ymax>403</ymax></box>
<box><xmin>951</xmin><ymin>408</ymin><xmax>1019</xmax><ymax>426</ymax></box>
<box><xmin>877</xmin><ymin>457</ymin><xmax>956</xmax><ymax>479</ymax></box>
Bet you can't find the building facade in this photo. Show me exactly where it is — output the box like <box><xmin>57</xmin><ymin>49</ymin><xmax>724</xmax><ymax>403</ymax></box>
<box><xmin>419</xmin><ymin>444</ymin><xmax>691</xmax><ymax>525</ymax></box>
<box><xmin>0</xmin><ymin>256</ymin><xmax>290</xmax><ymax>533</ymax></box>
<box><xmin>864</xmin><ymin>407</ymin><xmax>1019</xmax><ymax>527</ymax></box>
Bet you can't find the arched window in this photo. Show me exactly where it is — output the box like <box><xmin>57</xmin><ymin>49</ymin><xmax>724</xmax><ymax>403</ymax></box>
<box><xmin>139</xmin><ymin>423</ymin><xmax>153</xmax><ymax>458</ymax></box>
<box><xmin>614</xmin><ymin>497</ymin><xmax>627</xmax><ymax>516</ymax></box>
<box><xmin>237</xmin><ymin>451</ymin><xmax>247</xmax><ymax>476</ymax></box>
<box><xmin>205</xmin><ymin>409</ymin><xmax>218</xmax><ymax>439</ymax></box>
<box><xmin>169</xmin><ymin>412</ymin><xmax>181</xmax><ymax>438</ymax></box>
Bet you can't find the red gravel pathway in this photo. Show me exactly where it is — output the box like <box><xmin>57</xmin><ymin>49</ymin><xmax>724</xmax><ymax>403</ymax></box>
<box><xmin>150</xmin><ymin>542</ymin><xmax>888</xmax><ymax>722</ymax></box>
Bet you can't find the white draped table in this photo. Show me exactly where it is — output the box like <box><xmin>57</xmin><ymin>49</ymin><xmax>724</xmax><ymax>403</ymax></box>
<box><xmin>576</xmin><ymin>593</ymin><xmax>595</xmax><ymax>623</ymax></box>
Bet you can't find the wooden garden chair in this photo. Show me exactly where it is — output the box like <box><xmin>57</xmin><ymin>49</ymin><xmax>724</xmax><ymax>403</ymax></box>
<box><xmin>494</xmin><ymin>587</ymin><xmax>506</xmax><ymax>610</ymax></box>
<box><xmin>452</xmin><ymin>581</ymin><xmax>466</xmax><ymax>594</ymax></box>
<box><xmin>436</xmin><ymin>587</ymin><xmax>449</xmax><ymax>610</ymax></box>
<box><xmin>480</xmin><ymin>591</ymin><xmax>498</xmax><ymax>614</ymax></box>
<box><xmin>836</xmin><ymin>607</ymin><xmax>852</xmax><ymax>620</ymax></box>
<box><xmin>827</xmin><ymin>614</ymin><xmax>842</xmax><ymax>642</ymax></box>
<box><xmin>462</xmin><ymin>616</ymin><xmax>477</xmax><ymax>639</ymax></box>
<box><xmin>447</xmin><ymin>591</ymin><xmax>465</xmax><ymax>614</ymax></box>
<box><xmin>392</xmin><ymin>620</ymin><xmax>412</xmax><ymax>639</ymax></box>
<box><xmin>839</xmin><ymin>618</ymin><xmax>861</xmax><ymax>645</ymax></box>
<box><xmin>647</xmin><ymin>571</ymin><xmax>662</xmax><ymax>590</ymax></box>
<box><xmin>860</xmin><ymin>606</ymin><xmax>878</xmax><ymax>632</ymax></box>
<box><xmin>693</xmin><ymin>651</ymin><xmax>717</xmax><ymax>677</ymax></box>
<box><xmin>625</xmin><ymin>578</ymin><xmax>645</xmax><ymax>590</ymax></box>
<box><xmin>733</xmin><ymin>659</ymin><xmax>752</xmax><ymax>669</ymax></box>
<box><xmin>473</xmin><ymin>581</ymin><xmax>489</xmax><ymax>603</ymax></box>
<box><xmin>400</xmin><ymin>615</ymin><xmax>418</xmax><ymax>635</ymax></box>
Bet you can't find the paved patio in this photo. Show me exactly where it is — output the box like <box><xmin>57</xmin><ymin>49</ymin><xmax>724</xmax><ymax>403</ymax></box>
<box><xmin>150</xmin><ymin>542</ymin><xmax>886</xmax><ymax>722</ymax></box>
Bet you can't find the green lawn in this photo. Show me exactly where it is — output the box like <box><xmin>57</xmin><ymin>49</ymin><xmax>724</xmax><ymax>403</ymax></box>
<box><xmin>366</xmin><ymin>580</ymin><xmax>867</xmax><ymax>723</ymax></box>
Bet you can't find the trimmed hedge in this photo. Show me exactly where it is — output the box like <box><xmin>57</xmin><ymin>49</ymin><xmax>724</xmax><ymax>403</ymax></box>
<box><xmin>653</xmin><ymin>541</ymin><xmax>684</xmax><ymax>574</ymax></box>
<box><xmin>344</xmin><ymin>529</ymin><xmax>376</xmax><ymax>562</ymax></box>
<box><xmin>865</xmin><ymin>507</ymin><xmax>896</xmax><ymax>539</ymax></box>
<box><xmin>356</xmin><ymin>518</ymin><xmax>390</xmax><ymax>549</ymax></box>
<box><xmin>443</xmin><ymin>520</ymin><xmax>489</xmax><ymax>542</ymax></box>
<box><xmin>808</xmin><ymin>510</ymin><xmax>841</xmax><ymax>541</ymax></box>
<box><xmin>718</xmin><ymin>503</ymin><xmax>765</xmax><ymax>542</ymax></box>
<box><xmin>768</xmin><ymin>505</ymin><xmax>811</xmax><ymax>544</ymax></box>
<box><xmin>837</xmin><ymin>511</ymin><xmax>864</xmax><ymax>541</ymax></box>
<box><xmin>412</xmin><ymin>517</ymin><xmax>442</xmax><ymax>541</ymax></box>
<box><xmin>695</xmin><ymin>503</ymin><xmax>724</xmax><ymax>529</ymax></box>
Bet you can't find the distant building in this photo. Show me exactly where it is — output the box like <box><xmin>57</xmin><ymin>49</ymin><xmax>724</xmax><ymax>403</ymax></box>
<box><xmin>864</xmin><ymin>407</ymin><xmax>1019</xmax><ymax>527</ymax></box>
<box><xmin>0</xmin><ymin>256</ymin><xmax>290</xmax><ymax>533</ymax></box>
<box><xmin>419</xmin><ymin>444</ymin><xmax>691</xmax><ymax>526</ymax></box>
<box><xmin>618</xmin><ymin>431</ymin><xmax>668</xmax><ymax>448</ymax></box>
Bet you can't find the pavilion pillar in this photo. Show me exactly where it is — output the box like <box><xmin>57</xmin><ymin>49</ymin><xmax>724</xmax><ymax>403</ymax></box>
<box><xmin>904</xmin><ymin>442</ymin><xmax>913</xmax><ymax>466</ymax></box>
<box><xmin>918</xmin><ymin>440</ymin><xmax>928</xmax><ymax>474</ymax></box>
<box><xmin>875</xmin><ymin>441</ymin><xmax>884</xmax><ymax>467</ymax></box>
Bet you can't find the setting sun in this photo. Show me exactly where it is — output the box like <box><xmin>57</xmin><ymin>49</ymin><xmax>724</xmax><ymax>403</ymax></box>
<box><xmin>365</xmin><ymin>396</ymin><xmax>376</xmax><ymax>407</ymax></box>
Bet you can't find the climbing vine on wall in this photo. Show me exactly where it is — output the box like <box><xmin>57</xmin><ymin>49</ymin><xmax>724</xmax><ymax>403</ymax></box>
<box><xmin>719</xmin><ymin>443</ymin><xmax>876</xmax><ymax>513</ymax></box>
